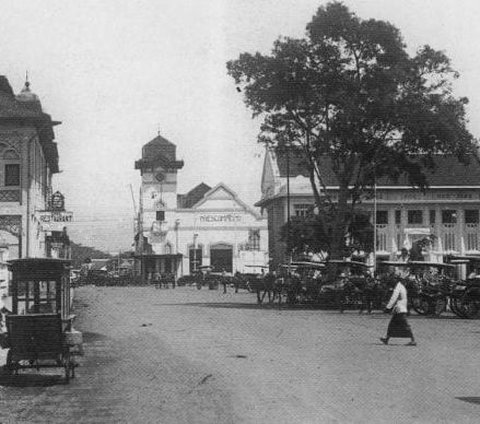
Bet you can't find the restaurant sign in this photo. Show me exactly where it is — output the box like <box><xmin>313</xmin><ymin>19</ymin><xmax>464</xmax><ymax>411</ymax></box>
<box><xmin>37</xmin><ymin>211</ymin><xmax>73</xmax><ymax>232</ymax></box>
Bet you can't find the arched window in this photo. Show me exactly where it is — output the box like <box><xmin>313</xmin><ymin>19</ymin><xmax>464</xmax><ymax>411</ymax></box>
<box><xmin>248</xmin><ymin>229</ymin><xmax>261</xmax><ymax>251</ymax></box>
<box><xmin>165</xmin><ymin>243</ymin><xmax>172</xmax><ymax>254</ymax></box>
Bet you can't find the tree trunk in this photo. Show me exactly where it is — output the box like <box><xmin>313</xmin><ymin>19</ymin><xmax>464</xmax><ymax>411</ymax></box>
<box><xmin>329</xmin><ymin>182</ymin><xmax>349</xmax><ymax>260</ymax></box>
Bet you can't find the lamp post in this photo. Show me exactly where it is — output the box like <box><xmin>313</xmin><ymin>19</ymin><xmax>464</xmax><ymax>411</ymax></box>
<box><xmin>286</xmin><ymin>143</ymin><xmax>292</xmax><ymax>269</ymax></box>
<box><xmin>373</xmin><ymin>173</ymin><xmax>377</xmax><ymax>276</ymax></box>
<box><xmin>193</xmin><ymin>233</ymin><xmax>198</xmax><ymax>272</ymax></box>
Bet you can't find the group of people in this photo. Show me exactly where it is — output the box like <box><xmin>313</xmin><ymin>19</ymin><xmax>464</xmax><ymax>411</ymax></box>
<box><xmin>153</xmin><ymin>272</ymin><xmax>176</xmax><ymax>289</ymax></box>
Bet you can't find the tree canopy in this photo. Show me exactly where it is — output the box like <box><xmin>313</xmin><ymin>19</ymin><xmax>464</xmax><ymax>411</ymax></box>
<box><xmin>227</xmin><ymin>1</ymin><xmax>477</xmax><ymax>259</ymax></box>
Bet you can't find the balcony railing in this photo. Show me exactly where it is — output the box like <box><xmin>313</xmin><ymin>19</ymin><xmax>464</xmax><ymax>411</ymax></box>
<box><xmin>0</xmin><ymin>189</ymin><xmax>20</xmax><ymax>202</ymax></box>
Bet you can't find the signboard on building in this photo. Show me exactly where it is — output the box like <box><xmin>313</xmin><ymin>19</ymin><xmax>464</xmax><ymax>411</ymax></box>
<box><xmin>37</xmin><ymin>211</ymin><xmax>73</xmax><ymax>232</ymax></box>
<box><xmin>199</xmin><ymin>214</ymin><xmax>241</xmax><ymax>224</ymax></box>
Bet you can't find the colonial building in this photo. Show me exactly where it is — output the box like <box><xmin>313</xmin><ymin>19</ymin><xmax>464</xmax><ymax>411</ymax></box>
<box><xmin>257</xmin><ymin>148</ymin><xmax>480</xmax><ymax>270</ymax></box>
<box><xmin>0</xmin><ymin>76</ymin><xmax>69</xmax><ymax>262</ymax></box>
<box><xmin>134</xmin><ymin>135</ymin><xmax>268</xmax><ymax>280</ymax></box>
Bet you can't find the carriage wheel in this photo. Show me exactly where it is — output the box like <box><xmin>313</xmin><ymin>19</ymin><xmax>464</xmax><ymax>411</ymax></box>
<box><xmin>458</xmin><ymin>296</ymin><xmax>480</xmax><ymax>319</ymax></box>
<box><xmin>450</xmin><ymin>297</ymin><xmax>466</xmax><ymax>318</ymax></box>
<box><xmin>433</xmin><ymin>297</ymin><xmax>447</xmax><ymax>317</ymax></box>
<box><xmin>3</xmin><ymin>351</ymin><xmax>14</xmax><ymax>375</ymax></box>
<box><xmin>411</xmin><ymin>296</ymin><xmax>429</xmax><ymax>315</ymax></box>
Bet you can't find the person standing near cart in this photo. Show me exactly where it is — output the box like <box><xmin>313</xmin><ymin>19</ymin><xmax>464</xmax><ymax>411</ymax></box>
<box><xmin>380</xmin><ymin>279</ymin><xmax>416</xmax><ymax>346</ymax></box>
<box><xmin>222</xmin><ymin>269</ymin><xmax>228</xmax><ymax>293</ymax></box>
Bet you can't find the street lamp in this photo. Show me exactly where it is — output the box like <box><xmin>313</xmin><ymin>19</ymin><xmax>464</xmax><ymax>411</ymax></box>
<box><xmin>193</xmin><ymin>233</ymin><xmax>198</xmax><ymax>272</ymax></box>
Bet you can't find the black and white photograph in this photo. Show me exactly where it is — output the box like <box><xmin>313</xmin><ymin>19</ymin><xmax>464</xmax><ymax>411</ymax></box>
<box><xmin>0</xmin><ymin>1</ymin><xmax>479</xmax><ymax>423</ymax></box>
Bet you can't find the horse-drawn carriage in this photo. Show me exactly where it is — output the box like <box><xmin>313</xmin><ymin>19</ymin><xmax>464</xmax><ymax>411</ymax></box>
<box><xmin>278</xmin><ymin>262</ymin><xmax>326</xmax><ymax>305</ymax></box>
<box><xmin>1</xmin><ymin>258</ymin><xmax>82</xmax><ymax>382</ymax></box>
<box><xmin>317</xmin><ymin>260</ymin><xmax>381</xmax><ymax>312</ymax></box>
<box><xmin>445</xmin><ymin>255</ymin><xmax>480</xmax><ymax>318</ymax></box>
<box><xmin>379</xmin><ymin>260</ymin><xmax>457</xmax><ymax>317</ymax></box>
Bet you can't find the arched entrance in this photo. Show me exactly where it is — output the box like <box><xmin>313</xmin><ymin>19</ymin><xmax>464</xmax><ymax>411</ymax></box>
<box><xmin>210</xmin><ymin>243</ymin><xmax>233</xmax><ymax>273</ymax></box>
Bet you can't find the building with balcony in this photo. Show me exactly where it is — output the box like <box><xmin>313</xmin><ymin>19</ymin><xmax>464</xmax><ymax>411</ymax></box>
<box><xmin>0</xmin><ymin>75</ymin><xmax>68</xmax><ymax>262</ymax></box>
<box><xmin>134</xmin><ymin>134</ymin><xmax>268</xmax><ymax>280</ymax></box>
<box><xmin>257</xmin><ymin>148</ymin><xmax>480</xmax><ymax>270</ymax></box>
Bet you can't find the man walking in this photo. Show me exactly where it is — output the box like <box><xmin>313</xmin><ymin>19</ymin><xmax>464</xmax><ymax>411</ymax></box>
<box><xmin>380</xmin><ymin>278</ymin><xmax>416</xmax><ymax>346</ymax></box>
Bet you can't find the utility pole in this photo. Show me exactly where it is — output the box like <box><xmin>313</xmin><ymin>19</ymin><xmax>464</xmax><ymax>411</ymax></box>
<box><xmin>286</xmin><ymin>144</ymin><xmax>291</xmax><ymax>269</ymax></box>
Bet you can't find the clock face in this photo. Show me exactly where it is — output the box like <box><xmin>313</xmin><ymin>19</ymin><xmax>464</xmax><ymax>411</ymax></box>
<box><xmin>155</xmin><ymin>172</ymin><xmax>165</xmax><ymax>182</ymax></box>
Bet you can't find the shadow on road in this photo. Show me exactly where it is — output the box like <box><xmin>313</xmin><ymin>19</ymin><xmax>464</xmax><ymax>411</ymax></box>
<box><xmin>159</xmin><ymin>302</ymin><xmax>268</xmax><ymax>310</ymax></box>
<box><xmin>0</xmin><ymin>372</ymin><xmax>67</xmax><ymax>387</ymax></box>
<box><xmin>81</xmin><ymin>331</ymin><xmax>108</xmax><ymax>342</ymax></box>
<box><xmin>456</xmin><ymin>397</ymin><xmax>480</xmax><ymax>405</ymax></box>
<box><xmin>161</xmin><ymin>301</ymin><xmax>368</xmax><ymax>312</ymax></box>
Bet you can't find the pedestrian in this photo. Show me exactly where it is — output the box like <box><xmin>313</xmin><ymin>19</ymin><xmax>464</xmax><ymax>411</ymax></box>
<box><xmin>380</xmin><ymin>279</ymin><xmax>416</xmax><ymax>346</ymax></box>
<box><xmin>222</xmin><ymin>269</ymin><xmax>227</xmax><ymax>293</ymax></box>
<box><xmin>234</xmin><ymin>271</ymin><xmax>241</xmax><ymax>293</ymax></box>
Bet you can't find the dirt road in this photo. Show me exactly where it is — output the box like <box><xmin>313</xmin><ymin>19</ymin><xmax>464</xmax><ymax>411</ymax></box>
<box><xmin>0</xmin><ymin>285</ymin><xmax>479</xmax><ymax>423</ymax></box>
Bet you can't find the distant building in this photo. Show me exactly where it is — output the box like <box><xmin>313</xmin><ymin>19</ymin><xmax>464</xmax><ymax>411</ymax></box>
<box><xmin>257</xmin><ymin>148</ymin><xmax>480</xmax><ymax>270</ymax></box>
<box><xmin>134</xmin><ymin>135</ymin><xmax>268</xmax><ymax>280</ymax></box>
<box><xmin>0</xmin><ymin>76</ymin><xmax>70</xmax><ymax>262</ymax></box>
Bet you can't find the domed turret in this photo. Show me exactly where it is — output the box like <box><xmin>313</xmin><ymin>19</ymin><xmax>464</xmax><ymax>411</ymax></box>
<box><xmin>16</xmin><ymin>79</ymin><xmax>42</xmax><ymax>111</ymax></box>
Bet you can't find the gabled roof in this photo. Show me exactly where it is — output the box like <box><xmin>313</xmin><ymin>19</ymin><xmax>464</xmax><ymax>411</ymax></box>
<box><xmin>177</xmin><ymin>183</ymin><xmax>211</xmax><ymax>208</ymax></box>
<box><xmin>276</xmin><ymin>150</ymin><xmax>480</xmax><ymax>187</ymax></box>
<box><xmin>193</xmin><ymin>183</ymin><xmax>263</xmax><ymax>219</ymax></box>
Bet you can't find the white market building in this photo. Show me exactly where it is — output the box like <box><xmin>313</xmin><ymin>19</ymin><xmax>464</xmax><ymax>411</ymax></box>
<box><xmin>257</xmin><ymin>148</ymin><xmax>480</xmax><ymax>272</ymax></box>
<box><xmin>134</xmin><ymin>135</ymin><xmax>268</xmax><ymax>280</ymax></box>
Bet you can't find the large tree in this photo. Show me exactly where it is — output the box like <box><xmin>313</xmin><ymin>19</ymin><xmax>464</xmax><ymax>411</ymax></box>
<box><xmin>227</xmin><ymin>1</ymin><xmax>476</xmax><ymax>259</ymax></box>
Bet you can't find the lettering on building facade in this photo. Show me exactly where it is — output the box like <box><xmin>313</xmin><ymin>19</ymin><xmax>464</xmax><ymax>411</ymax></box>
<box><xmin>37</xmin><ymin>211</ymin><xmax>73</xmax><ymax>223</ymax></box>
<box><xmin>199</xmin><ymin>214</ymin><xmax>242</xmax><ymax>223</ymax></box>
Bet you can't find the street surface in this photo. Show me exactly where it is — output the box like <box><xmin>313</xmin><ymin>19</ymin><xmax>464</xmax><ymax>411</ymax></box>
<box><xmin>0</xmin><ymin>285</ymin><xmax>479</xmax><ymax>423</ymax></box>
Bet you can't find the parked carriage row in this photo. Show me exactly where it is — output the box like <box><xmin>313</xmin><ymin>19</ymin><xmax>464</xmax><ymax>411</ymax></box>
<box><xmin>243</xmin><ymin>258</ymin><xmax>480</xmax><ymax>318</ymax></box>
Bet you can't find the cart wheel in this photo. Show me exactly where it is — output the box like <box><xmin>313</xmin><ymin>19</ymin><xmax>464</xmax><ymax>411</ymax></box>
<box><xmin>3</xmin><ymin>351</ymin><xmax>13</xmax><ymax>375</ymax></box>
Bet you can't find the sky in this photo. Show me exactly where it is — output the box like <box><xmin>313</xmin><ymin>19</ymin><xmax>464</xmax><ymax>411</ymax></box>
<box><xmin>1</xmin><ymin>0</ymin><xmax>480</xmax><ymax>253</ymax></box>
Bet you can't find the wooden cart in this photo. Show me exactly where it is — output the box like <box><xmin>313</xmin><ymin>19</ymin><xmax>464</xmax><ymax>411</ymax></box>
<box><xmin>3</xmin><ymin>258</ymin><xmax>80</xmax><ymax>383</ymax></box>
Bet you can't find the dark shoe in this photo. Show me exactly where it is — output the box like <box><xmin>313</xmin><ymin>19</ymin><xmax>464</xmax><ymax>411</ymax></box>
<box><xmin>406</xmin><ymin>341</ymin><xmax>417</xmax><ymax>346</ymax></box>
<box><xmin>380</xmin><ymin>337</ymin><xmax>388</xmax><ymax>345</ymax></box>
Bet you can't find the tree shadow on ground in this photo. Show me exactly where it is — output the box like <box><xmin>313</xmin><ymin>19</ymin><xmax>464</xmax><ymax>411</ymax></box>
<box><xmin>456</xmin><ymin>397</ymin><xmax>480</xmax><ymax>405</ymax></box>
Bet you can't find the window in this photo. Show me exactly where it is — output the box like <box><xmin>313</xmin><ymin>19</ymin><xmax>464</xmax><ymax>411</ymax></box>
<box><xmin>442</xmin><ymin>210</ymin><xmax>457</xmax><ymax>224</ymax></box>
<box><xmin>429</xmin><ymin>210</ymin><xmax>436</xmax><ymax>224</ymax></box>
<box><xmin>467</xmin><ymin>233</ymin><xmax>478</xmax><ymax>251</ymax></box>
<box><xmin>395</xmin><ymin>210</ymin><xmax>401</xmax><ymax>225</ymax></box>
<box><xmin>189</xmin><ymin>248</ymin><xmax>202</xmax><ymax>273</ymax></box>
<box><xmin>248</xmin><ymin>229</ymin><xmax>260</xmax><ymax>251</ymax></box>
<box><xmin>5</xmin><ymin>164</ymin><xmax>20</xmax><ymax>186</ymax></box>
<box><xmin>156</xmin><ymin>210</ymin><xmax>165</xmax><ymax>222</ymax></box>
<box><xmin>408</xmin><ymin>210</ymin><xmax>423</xmax><ymax>224</ymax></box>
<box><xmin>294</xmin><ymin>204</ymin><xmax>313</xmax><ymax>217</ymax></box>
<box><xmin>376</xmin><ymin>211</ymin><xmax>388</xmax><ymax>225</ymax></box>
<box><xmin>465</xmin><ymin>209</ymin><xmax>479</xmax><ymax>224</ymax></box>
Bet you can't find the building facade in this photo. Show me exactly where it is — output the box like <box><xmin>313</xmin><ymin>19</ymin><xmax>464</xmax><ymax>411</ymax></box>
<box><xmin>257</xmin><ymin>148</ymin><xmax>480</xmax><ymax>270</ymax></box>
<box><xmin>134</xmin><ymin>135</ymin><xmax>268</xmax><ymax>280</ymax></box>
<box><xmin>0</xmin><ymin>76</ymin><xmax>69</xmax><ymax>265</ymax></box>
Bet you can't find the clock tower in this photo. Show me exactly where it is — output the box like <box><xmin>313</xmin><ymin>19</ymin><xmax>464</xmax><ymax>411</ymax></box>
<box><xmin>134</xmin><ymin>134</ymin><xmax>184</xmax><ymax>276</ymax></box>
